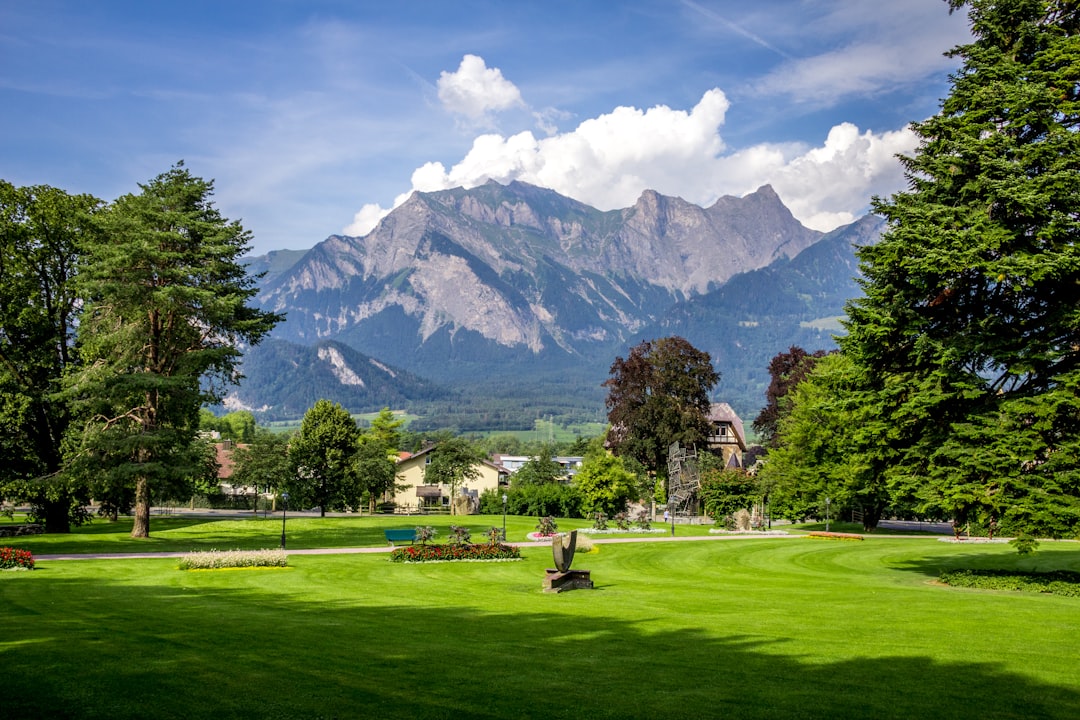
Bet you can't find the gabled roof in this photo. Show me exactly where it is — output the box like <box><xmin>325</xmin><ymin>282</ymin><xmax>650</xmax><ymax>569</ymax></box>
<box><xmin>707</xmin><ymin>402</ymin><xmax>747</xmax><ymax>450</ymax></box>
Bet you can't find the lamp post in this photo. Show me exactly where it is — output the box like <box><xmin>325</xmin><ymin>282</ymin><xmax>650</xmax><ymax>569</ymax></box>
<box><xmin>280</xmin><ymin>492</ymin><xmax>289</xmax><ymax>549</ymax></box>
<box><xmin>501</xmin><ymin>493</ymin><xmax>507</xmax><ymax>542</ymax></box>
<box><xmin>825</xmin><ymin>496</ymin><xmax>831</xmax><ymax>533</ymax></box>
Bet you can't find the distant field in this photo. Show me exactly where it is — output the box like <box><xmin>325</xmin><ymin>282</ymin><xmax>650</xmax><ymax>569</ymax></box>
<box><xmin>3</xmin><ymin>533</ymin><xmax>1079</xmax><ymax>719</ymax></box>
<box><xmin>800</xmin><ymin>315</ymin><xmax>847</xmax><ymax>331</ymax></box>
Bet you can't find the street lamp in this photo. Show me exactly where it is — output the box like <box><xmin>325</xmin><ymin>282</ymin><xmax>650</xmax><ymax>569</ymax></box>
<box><xmin>501</xmin><ymin>493</ymin><xmax>507</xmax><ymax>542</ymax></box>
<box><xmin>280</xmin><ymin>492</ymin><xmax>289</xmax><ymax>549</ymax></box>
<box><xmin>825</xmin><ymin>496</ymin><xmax>831</xmax><ymax>533</ymax></box>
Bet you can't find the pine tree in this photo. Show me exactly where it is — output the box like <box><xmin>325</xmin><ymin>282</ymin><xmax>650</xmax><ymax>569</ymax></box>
<box><xmin>67</xmin><ymin>164</ymin><xmax>281</xmax><ymax>537</ymax></box>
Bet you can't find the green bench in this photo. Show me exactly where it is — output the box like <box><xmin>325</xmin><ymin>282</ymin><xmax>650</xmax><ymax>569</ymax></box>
<box><xmin>384</xmin><ymin>528</ymin><xmax>416</xmax><ymax>546</ymax></box>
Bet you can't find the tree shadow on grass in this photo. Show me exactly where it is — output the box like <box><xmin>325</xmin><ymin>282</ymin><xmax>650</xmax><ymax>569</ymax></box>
<box><xmin>3</xmin><ymin>571</ymin><xmax>1079</xmax><ymax>720</ymax></box>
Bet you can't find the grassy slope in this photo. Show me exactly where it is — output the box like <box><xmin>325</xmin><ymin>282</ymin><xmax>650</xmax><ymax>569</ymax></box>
<box><xmin>2</xmin><ymin>537</ymin><xmax>1079</xmax><ymax>719</ymax></box>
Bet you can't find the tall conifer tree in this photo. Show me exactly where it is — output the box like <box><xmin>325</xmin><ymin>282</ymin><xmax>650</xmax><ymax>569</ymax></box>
<box><xmin>68</xmin><ymin>164</ymin><xmax>281</xmax><ymax>537</ymax></box>
<box><xmin>843</xmin><ymin>0</ymin><xmax>1080</xmax><ymax>535</ymax></box>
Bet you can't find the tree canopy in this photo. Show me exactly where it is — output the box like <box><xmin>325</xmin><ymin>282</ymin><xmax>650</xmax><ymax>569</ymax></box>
<box><xmin>603</xmin><ymin>336</ymin><xmax>719</xmax><ymax>478</ymax></box>
<box><xmin>424</xmin><ymin>437</ymin><xmax>486</xmax><ymax>514</ymax></box>
<box><xmin>838</xmin><ymin>0</ymin><xmax>1080</xmax><ymax>536</ymax></box>
<box><xmin>66</xmin><ymin>163</ymin><xmax>281</xmax><ymax>537</ymax></box>
<box><xmin>0</xmin><ymin>182</ymin><xmax>101</xmax><ymax>531</ymax></box>
<box><xmin>287</xmin><ymin>399</ymin><xmax>362</xmax><ymax>516</ymax></box>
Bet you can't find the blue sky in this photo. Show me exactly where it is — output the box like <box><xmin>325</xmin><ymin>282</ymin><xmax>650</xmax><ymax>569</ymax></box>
<box><xmin>1</xmin><ymin>1</ymin><xmax>972</xmax><ymax>255</ymax></box>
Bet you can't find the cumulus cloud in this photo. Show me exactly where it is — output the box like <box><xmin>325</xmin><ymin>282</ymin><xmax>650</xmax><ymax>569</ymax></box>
<box><xmin>344</xmin><ymin>88</ymin><xmax>917</xmax><ymax>237</ymax></box>
<box><xmin>437</xmin><ymin>54</ymin><xmax>524</xmax><ymax>120</ymax></box>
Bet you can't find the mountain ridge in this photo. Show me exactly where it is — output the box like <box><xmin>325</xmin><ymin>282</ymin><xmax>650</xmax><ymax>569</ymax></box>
<box><xmin>237</xmin><ymin>181</ymin><xmax>879</xmax><ymax>424</ymax></box>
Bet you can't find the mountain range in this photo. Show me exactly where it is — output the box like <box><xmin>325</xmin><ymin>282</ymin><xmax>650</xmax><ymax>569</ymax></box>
<box><xmin>231</xmin><ymin>181</ymin><xmax>882</xmax><ymax>429</ymax></box>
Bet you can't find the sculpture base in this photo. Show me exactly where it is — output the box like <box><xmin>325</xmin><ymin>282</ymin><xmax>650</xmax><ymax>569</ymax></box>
<box><xmin>543</xmin><ymin>569</ymin><xmax>593</xmax><ymax>593</ymax></box>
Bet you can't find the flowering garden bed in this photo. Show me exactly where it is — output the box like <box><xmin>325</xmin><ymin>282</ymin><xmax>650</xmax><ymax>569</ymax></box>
<box><xmin>389</xmin><ymin>543</ymin><xmax>522</xmax><ymax>563</ymax></box>
<box><xmin>178</xmin><ymin>548</ymin><xmax>288</xmax><ymax>570</ymax></box>
<box><xmin>0</xmin><ymin>547</ymin><xmax>35</xmax><ymax>571</ymax></box>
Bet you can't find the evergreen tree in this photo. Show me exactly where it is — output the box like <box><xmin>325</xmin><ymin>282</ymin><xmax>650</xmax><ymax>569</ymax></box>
<box><xmin>66</xmin><ymin>163</ymin><xmax>281</xmax><ymax>537</ymax></box>
<box><xmin>843</xmin><ymin>0</ymin><xmax>1080</xmax><ymax>535</ymax></box>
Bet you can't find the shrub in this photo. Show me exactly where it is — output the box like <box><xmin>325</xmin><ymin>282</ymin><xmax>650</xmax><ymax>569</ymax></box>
<box><xmin>939</xmin><ymin>569</ymin><xmax>1080</xmax><ymax>597</ymax></box>
<box><xmin>0</xmin><ymin>547</ymin><xmax>35</xmax><ymax>571</ymax></box>
<box><xmin>1009</xmin><ymin>534</ymin><xmax>1039</xmax><ymax>555</ymax></box>
<box><xmin>635</xmin><ymin>510</ymin><xmax>652</xmax><ymax>531</ymax></box>
<box><xmin>592</xmin><ymin>511</ymin><xmax>608</xmax><ymax>530</ymax></box>
<box><xmin>178</xmin><ymin>548</ymin><xmax>288</xmax><ymax>570</ymax></box>
<box><xmin>415</xmin><ymin>526</ymin><xmax>436</xmax><ymax>545</ymax></box>
<box><xmin>614</xmin><ymin>512</ymin><xmax>631</xmax><ymax>531</ymax></box>
<box><xmin>389</xmin><ymin>543</ymin><xmax>522</xmax><ymax>563</ymax></box>
<box><xmin>535</xmin><ymin>516</ymin><xmax>558</xmax><ymax>535</ymax></box>
<box><xmin>448</xmin><ymin>525</ymin><xmax>471</xmax><ymax>545</ymax></box>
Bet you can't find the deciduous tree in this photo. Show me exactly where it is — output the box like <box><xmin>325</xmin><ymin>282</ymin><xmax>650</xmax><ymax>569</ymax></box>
<box><xmin>287</xmin><ymin>400</ymin><xmax>362</xmax><ymax>516</ymax></box>
<box><xmin>752</xmin><ymin>346</ymin><xmax>828</xmax><ymax>449</ymax></box>
<box><xmin>424</xmin><ymin>437</ymin><xmax>486</xmax><ymax>514</ymax></box>
<box><xmin>603</xmin><ymin>336</ymin><xmax>719</xmax><ymax>479</ymax></box>
<box><xmin>0</xmin><ymin>181</ymin><xmax>101</xmax><ymax>531</ymax></box>
<box><xmin>574</xmin><ymin>440</ymin><xmax>636</xmax><ymax>517</ymax></box>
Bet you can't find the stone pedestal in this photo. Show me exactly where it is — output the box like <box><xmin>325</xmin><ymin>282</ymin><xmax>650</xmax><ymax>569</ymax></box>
<box><xmin>543</xmin><ymin>569</ymin><xmax>594</xmax><ymax>593</ymax></box>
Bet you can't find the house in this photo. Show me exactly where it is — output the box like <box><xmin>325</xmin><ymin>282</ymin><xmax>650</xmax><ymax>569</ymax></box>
<box><xmin>705</xmin><ymin>402</ymin><xmax>746</xmax><ymax>469</ymax></box>
<box><xmin>391</xmin><ymin>446</ymin><xmax>508</xmax><ymax>513</ymax></box>
<box><xmin>490</xmin><ymin>454</ymin><xmax>584</xmax><ymax>480</ymax></box>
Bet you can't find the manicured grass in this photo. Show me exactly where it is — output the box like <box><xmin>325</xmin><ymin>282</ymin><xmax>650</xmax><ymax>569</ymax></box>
<box><xmin>1</xmin><ymin>513</ymin><xmax>721</xmax><ymax>556</ymax></box>
<box><xmin>2</xmin><ymin>537</ymin><xmax>1079</xmax><ymax>719</ymax></box>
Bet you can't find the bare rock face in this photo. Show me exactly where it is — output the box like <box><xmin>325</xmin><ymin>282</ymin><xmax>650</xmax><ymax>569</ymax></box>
<box><xmin>258</xmin><ymin>180</ymin><xmax>824</xmax><ymax>370</ymax></box>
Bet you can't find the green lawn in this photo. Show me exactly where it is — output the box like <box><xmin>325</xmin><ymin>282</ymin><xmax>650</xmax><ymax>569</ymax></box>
<box><xmin>2</xmin><ymin>534</ymin><xmax>1079</xmax><ymax>719</ymax></box>
<box><xmin>0</xmin><ymin>514</ymin><xmax>613</xmax><ymax>555</ymax></box>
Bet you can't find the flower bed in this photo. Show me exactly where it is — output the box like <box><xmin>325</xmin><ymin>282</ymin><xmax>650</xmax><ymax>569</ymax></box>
<box><xmin>178</xmin><ymin>548</ymin><xmax>288</xmax><ymax>570</ymax></box>
<box><xmin>389</xmin><ymin>543</ymin><xmax>522</xmax><ymax>563</ymax></box>
<box><xmin>806</xmin><ymin>531</ymin><xmax>864</xmax><ymax>541</ymax></box>
<box><xmin>580</xmin><ymin>528</ymin><xmax>668</xmax><ymax>535</ymax></box>
<box><xmin>0</xmin><ymin>546</ymin><xmax>35</xmax><ymax>571</ymax></box>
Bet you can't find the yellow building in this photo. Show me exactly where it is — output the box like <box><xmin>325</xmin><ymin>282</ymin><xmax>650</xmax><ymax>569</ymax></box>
<box><xmin>391</xmin><ymin>446</ymin><xmax>507</xmax><ymax>513</ymax></box>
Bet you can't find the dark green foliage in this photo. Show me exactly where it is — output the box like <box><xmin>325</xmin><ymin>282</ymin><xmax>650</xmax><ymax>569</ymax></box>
<box><xmin>840</xmin><ymin>0</ymin><xmax>1080</xmax><ymax>536</ymax></box>
<box><xmin>699</xmin><ymin>467</ymin><xmax>759</xmax><ymax>524</ymax></box>
<box><xmin>481</xmin><ymin>484</ymin><xmax>583</xmax><ymax>518</ymax></box>
<box><xmin>66</xmin><ymin>163</ymin><xmax>281</xmax><ymax>537</ymax></box>
<box><xmin>424</xmin><ymin>437</ymin><xmax>486</xmax><ymax>513</ymax></box>
<box><xmin>939</xmin><ymin>568</ymin><xmax>1080</xmax><ymax>596</ymax></box>
<box><xmin>0</xmin><ymin>181</ymin><xmax>100</xmax><ymax>532</ymax></box>
<box><xmin>512</xmin><ymin>446</ymin><xmax>565</xmax><ymax>486</ymax></box>
<box><xmin>229</xmin><ymin>429</ymin><xmax>292</xmax><ymax>495</ymax></box>
<box><xmin>753</xmin><ymin>346</ymin><xmax>829</xmax><ymax>448</ymax></box>
<box><xmin>287</xmin><ymin>399</ymin><xmax>362</xmax><ymax>516</ymax></box>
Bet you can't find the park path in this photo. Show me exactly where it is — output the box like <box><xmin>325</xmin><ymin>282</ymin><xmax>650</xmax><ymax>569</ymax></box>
<box><xmin>32</xmin><ymin>524</ymin><xmax>952</xmax><ymax>562</ymax></box>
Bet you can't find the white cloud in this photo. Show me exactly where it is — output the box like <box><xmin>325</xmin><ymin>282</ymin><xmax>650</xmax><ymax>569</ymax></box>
<box><xmin>437</xmin><ymin>54</ymin><xmax>524</xmax><ymax>120</ymax></box>
<box><xmin>345</xmin><ymin>89</ymin><xmax>918</xmax><ymax>237</ymax></box>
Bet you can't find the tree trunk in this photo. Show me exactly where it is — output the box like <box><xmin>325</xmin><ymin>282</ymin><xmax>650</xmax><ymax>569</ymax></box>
<box><xmin>131</xmin><ymin>476</ymin><xmax>151</xmax><ymax>538</ymax></box>
<box><xmin>41</xmin><ymin>500</ymin><xmax>72</xmax><ymax>534</ymax></box>
<box><xmin>862</xmin><ymin>502</ymin><xmax>885</xmax><ymax>532</ymax></box>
